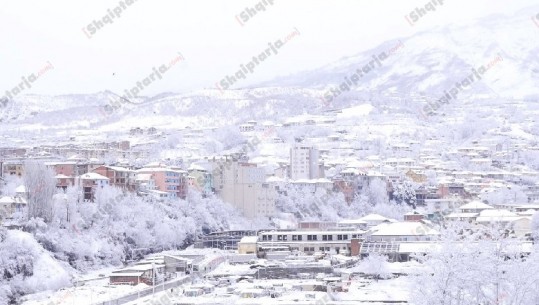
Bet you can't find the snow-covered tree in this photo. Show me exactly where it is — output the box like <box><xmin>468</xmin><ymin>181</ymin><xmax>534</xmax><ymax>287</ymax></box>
<box><xmin>275</xmin><ymin>184</ymin><xmax>351</xmax><ymax>221</ymax></box>
<box><xmin>392</xmin><ymin>180</ymin><xmax>417</xmax><ymax>208</ymax></box>
<box><xmin>0</xmin><ymin>175</ymin><xmax>23</xmax><ymax>197</ymax></box>
<box><xmin>23</xmin><ymin>161</ymin><xmax>57</xmax><ymax>223</ymax></box>
<box><xmin>365</xmin><ymin>178</ymin><xmax>389</xmax><ymax>206</ymax></box>
<box><xmin>411</xmin><ymin>222</ymin><xmax>539</xmax><ymax>305</ymax></box>
<box><xmin>356</xmin><ymin>254</ymin><xmax>390</xmax><ymax>281</ymax></box>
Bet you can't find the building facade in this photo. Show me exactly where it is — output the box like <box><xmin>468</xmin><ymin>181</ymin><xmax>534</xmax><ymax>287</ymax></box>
<box><xmin>136</xmin><ymin>167</ymin><xmax>188</xmax><ymax>199</ymax></box>
<box><xmin>290</xmin><ymin>144</ymin><xmax>320</xmax><ymax>180</ymax></box>
<box><xmin>211</xmin><ymin>159</ymin><xmax>275</xmax><ymax>219</ymax></box>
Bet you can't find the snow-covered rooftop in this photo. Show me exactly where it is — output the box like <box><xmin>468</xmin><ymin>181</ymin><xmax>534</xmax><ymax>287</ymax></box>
<box><xmin>370</xmin><ymin>222</ymin><xmax>440</xmax><ymax>236</ymax></box>
<box><xmin>79</xmin><ymin>173</ymin><xmax>109</xmax><ymax>180</ymax></box>
<box><xmin>359</xmin><ymin>214</ymin><xmax>391</xmax><ymax>222</ymax></box>
<box><xmin>458</xmin><ymin>201</ymin><xmax>494</xmax><ymax>211</ymax></box>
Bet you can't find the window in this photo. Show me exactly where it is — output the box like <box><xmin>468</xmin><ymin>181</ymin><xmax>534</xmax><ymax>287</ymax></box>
<box><xmin>322</xmin><ymin>235</ymin><xmax>327</xmax><ymax>241</ymax></box>
<box><xmin>262</xmin><ymin>235</ymin><xmax>267</xmax><ymax>241</ymax></box>
<box><xmin>343</xmin><ymin>235</ymin><xmax>348</xmax><ymax>240</ymax></box>
<box><xmin>328</xmin><ymin>235</ymin><xmax>333</xmax><ymax>241</ymax></box>
<box><xmin>297</xmin><ymin>235</ymin><xmax>302</xmax><ymax>241</ymax></box>
<box><xmin>307</xmin><ymin>235</ymin><xmax>313</xmax><ymax>241</ymax></box>
<box><xmin>337</xmin><ymin>235</ymin><xmax>343</xmax><ymax>240</ymax></box>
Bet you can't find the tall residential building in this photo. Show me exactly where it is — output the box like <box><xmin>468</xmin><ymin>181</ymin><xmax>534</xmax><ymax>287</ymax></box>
<box><xmin>211</xmin><ymin>157</ymin><xmax>275</xmax><ymax>219</ymax></box>
<box><xmin>136</xmin><ymin>166</ymin><xmax>188</xmax><ymax>199</ymax></box>
<box><xmin>290</xmin><ymin>144</ymin><xmax>320</xmax><ymax>180</ymax></box>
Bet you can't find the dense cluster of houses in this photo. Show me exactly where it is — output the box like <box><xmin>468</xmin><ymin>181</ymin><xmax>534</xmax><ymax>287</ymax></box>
<box><xmin>1</xmin><ymin>111</ymin><xmax>538</xmax><ymax>223</ymax></box>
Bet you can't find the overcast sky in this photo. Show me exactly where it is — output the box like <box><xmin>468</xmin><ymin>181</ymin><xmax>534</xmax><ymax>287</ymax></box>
<box><xmin>0</xmin><ymin>0</ymin><xmax>536</xmax><ymax>97</ymax></box>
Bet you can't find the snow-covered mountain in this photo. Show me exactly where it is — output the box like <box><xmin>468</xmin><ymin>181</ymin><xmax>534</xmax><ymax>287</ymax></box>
<box><xmin>1</xmin><ymin>8</ymin><xmax>538</xmax><ymax>131</ymax></box>
<box><xmin>261</xmin><ymin>8</ymin><xmax>539</xmax><ymax>100</ymax></box>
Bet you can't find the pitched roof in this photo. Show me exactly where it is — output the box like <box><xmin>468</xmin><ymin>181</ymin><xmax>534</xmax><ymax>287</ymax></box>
<box><xmin>359</xmin><ymin>214</ymin><xmax>391</xmax><ymax>222</ymax></box>
<box><xmin>79</xmin><ymin>173</ymin><xmax>109</xmax><ymax>180</ymax></box>
<box><xmin>458</xmin><ymin>201</ymin><xmax>494</xmax><ymax>210</ymax></box>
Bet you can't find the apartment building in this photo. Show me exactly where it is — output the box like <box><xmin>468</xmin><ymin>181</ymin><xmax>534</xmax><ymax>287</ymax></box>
<box><xmin>45</xmin><ymin>161</ymin><xmax>76</xmax><ymax>177</ymax></box>
<box><xmin>211</xmin><ymin>158</ymin><xmax>275</xmax><ymax>219</ymax></box>
<box><xmin>76</xmin><ymin>173</ymin><xmax>110</xmax><ymax>201</ymax></box>
<box><xmin>93</xmin><ymin>165</ymin><xmax>136</xmax><ymax>191</ymax></box>
<box><xmin>135</xmin><ymin>173</ymin><xmax>157</xmax><ymax>193</ymax></box>
<box><xmin>290</xmin><ymin>144</ymin><xmax>320</xmax><ymax>180</ymax></box>
<box><xmin>187</xmin><ymin>164</ymin><xmax>213</xmax><ymax>197</ymax></box>
<box><xmin>136</xmin><ymin>166</ymin><xmax>188</xmax><ymax>199</ymax></box>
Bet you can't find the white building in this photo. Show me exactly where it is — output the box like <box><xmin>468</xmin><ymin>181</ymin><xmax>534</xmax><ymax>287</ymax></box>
<box><xmin>257</xmin><ymin>229</ymin><xmax>365</xmax><ymax>255</ymax></box>
<box><xmin>212</xmin><ymin>159</ymin><xmax>275</xmax><ymax>219</ymax></box>
<box><xmin>290</xmin><ymin>144</ymin><xmax>320</xmax><ymax>180</ymax></box>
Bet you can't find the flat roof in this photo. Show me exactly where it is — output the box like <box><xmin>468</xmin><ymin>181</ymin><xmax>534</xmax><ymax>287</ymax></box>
<box><xmin>370</xmin><ymin>222</ymin><xmax>439</xmax><ymax>236</ymax></box>
<box><xmin>260</xmin><ymin>230</ymin><xmax>365</xmax><ymax>235</ymax></box>
<box><xmin>110</xmin><ymin>272</ymin><xmax>144</xmax><ymax>277</ymax></box>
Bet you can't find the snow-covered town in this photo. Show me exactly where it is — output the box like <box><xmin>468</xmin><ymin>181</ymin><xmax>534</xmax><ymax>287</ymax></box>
<box><xmin>2</xmin><ymin>1</ymin><xmax>539</xmax><ymax>304</ymax></box>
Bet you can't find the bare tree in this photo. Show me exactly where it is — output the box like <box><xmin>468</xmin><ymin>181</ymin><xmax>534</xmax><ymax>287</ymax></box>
<box><xmin>23</xmin><ymin>161</ymin><xmax>56</xmax><ymax>223</ymax></box>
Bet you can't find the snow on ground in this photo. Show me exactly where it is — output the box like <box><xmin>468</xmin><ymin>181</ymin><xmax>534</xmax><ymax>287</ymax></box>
<box><xmin>72</xmin><ymin>266</ymin><xmax>122</xmax><ymax>283</ymax></box>
<box><xmin>337</xmin><ymin>276</ymin><xmax>411</xmax><ymax>303</ymax></box>
<box><xmin>207</xmin><ymin>262</ymin><xmax>255</xmax><ymax>277</ymax></box>
<box><xmin>336</xmin><ymin>104</ymin><xmax>374</xmax><ymax>119</ymax></box>
<box><xmin>21</xmin><ymin>280</ymin><xmax>150</xmax><ymax>305</ymax></box>
<box><xmin>385</xmin><ymin>260</ymin><xmax>425</xmax><ymax>275</ymax></box>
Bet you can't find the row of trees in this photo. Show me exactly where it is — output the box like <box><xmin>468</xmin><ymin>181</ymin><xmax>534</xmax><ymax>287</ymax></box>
<box><xmin>275</xmin><ymin>178</ymin><xmax>413</xmax><ymax>222</ymax></box>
